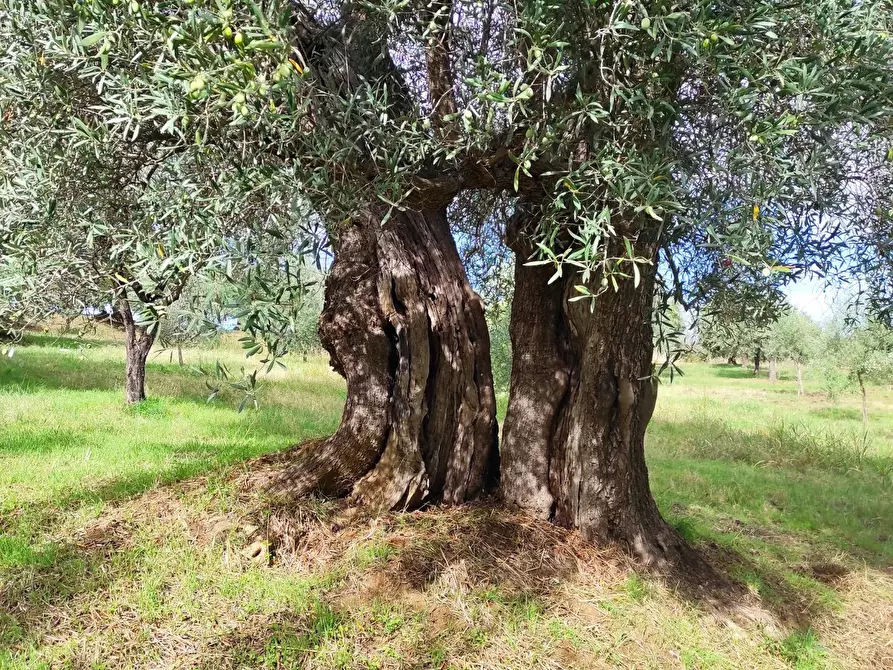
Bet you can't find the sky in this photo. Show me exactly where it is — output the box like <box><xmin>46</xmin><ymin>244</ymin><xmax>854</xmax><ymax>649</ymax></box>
<box><xmin>784</xmin><ymin>277</ymin><xmax>835</xmax><ymax>323</ymax></box>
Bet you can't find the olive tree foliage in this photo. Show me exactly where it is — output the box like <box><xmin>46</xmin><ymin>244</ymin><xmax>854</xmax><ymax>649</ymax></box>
<box><xmin>697</xmin><ymin>317</ymin><xmax>757</xmax><ymax>363</ymax></box>
<box><xmin>694</xmin><ymin>272</ymin><xmax>785</xmax><ymax>363</ymax></box>
<box><xmin>765</xmin><ymin>308</ymin><xmax>821</xmax><ymax>391</ymax></box>
<box><xmin>210</xmin><ymin>239</ymin><xmax>327</xmax><ymax>363</ymax></box>
<box><xmin>0</xmin><ymin>0</ymin><xmax>325</xmax><ymax>400</ymax></box>
<box><xmin>0</xmin><ymin>260</ymin><xmax>55</xmax><ymax>339</ymax></box>
<box><xmin>1</xmin><ymin>0</ymin><xmax>887</xmax><ymax>342</ymax></box>
<box><xmin>0</xmin><ymin>0</ymin><xmax>886</xmax><ymax>291</ymax></box>
<box><xmin>821</xmin><ymin>319</ymin><xmax>893</xmax><ymax>426</ymax></box>
<box><xmin>767</xmin><ymin>310</ymin><xmax>822</xmax><ymax>365</ymax></box>
<box><xmin>155</xmin><ymin>276</ymin><xmax>224</xmax><ymax>365</ymax></box>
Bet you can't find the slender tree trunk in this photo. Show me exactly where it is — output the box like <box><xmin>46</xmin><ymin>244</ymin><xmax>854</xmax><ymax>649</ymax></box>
<box><xmin>859</xmin><ymin>374</ymin><xmax>868</xmax><ymax>428</ymax></box>
<box><xmin>177</xmin><ymin>344</ymin><xmax>184</xmax><ymax>367</ymax></box>
<box><xmin>768</xmin><ymin>359</ymin><xmax>777</xmax><ymax>382</ymax></box>
<box><xmin>502</xmin><ymin>214</ymin><xmax>698</xmax><ymax>570</ymax></box>
<box><xmin>752</xmin><ymin>348</ymin><xmax>761</xmax><ymax>376</ymax></box>
<box><xmin>119</xmin><ymin>300</ymin><xmax>155</xmax><ymax>404</ymax></box>
<box><xmin>796</xmin><ymin>361</ymin><xmax>804</xmax><ymax>397</ymax></box>
<box><xmin>272</xmin><ymin>205</ymin><xmax>498</xmax><ymax>509</ymax></box>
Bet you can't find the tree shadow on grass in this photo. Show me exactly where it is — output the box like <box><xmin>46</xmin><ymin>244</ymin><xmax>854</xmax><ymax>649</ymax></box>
<box><xmin>0</xmin><ymin>525</ymin><xmax>132</xmax><ymax>651</ymax></box>
<box><xmin>3</xmin><ymin>379</ymin><xmax>891</xmax><ymax>662</ymax></box>
<box><xmin>0</xmin><ymin>348</ymin><xmax>197</xmax><ymax>396</ymax></box>
<box><xmin>258</xmin><ymin>499</ymin><xmax>846</xmax><ymax>638</ymax></box>
<box><xmin>1</xmin><ymin>475</ymin><xmax>884</xmax><ymax>664</ymax></box>
<box><xmin>20</xmin><ymin>332</ymin><xmax>123</xmax><ymax>349</ymax></box>
<box><xmin>645</xmin><ymin>414</ymin><xmax>892</xmax><ymax>624</ymax></box>
<box><xmin>810</xmin><ymin>406</ymin><xmax>862</xmax><ymax>421</ymax></box>
<box><xmin>647</xmin><ymin>415</ymin><xmax>893</xmax><ymax>550</ymax></box>
<box><xmin>710</xmin><ymin>363</ymin><xmax>757</xmax><ymax>379</ymax></box>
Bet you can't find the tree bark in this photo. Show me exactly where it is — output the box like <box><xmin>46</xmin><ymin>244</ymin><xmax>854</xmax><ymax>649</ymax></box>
<box><xmin>859</xmin><ymin>374</ymin><xmax>868</xmax><ymax>428</ymax></box>
<box><xmin>796</xmin><ymin>361</ymin><xmax>804</xmax><ymax>397</ymax></box>
<box><xmin>727</xmin><ymin>356</ymin><xmax>738</xmax><ymax>365</ymax></box>
<box><xmin>501</xmin><ymin>214</ymin><xmax>698</xmax><ymax>570</ymax></box>
<box><xmin>768</xmin><ymin>359</ymin><xmax>777</xmax><ymax>382</ymax></box>
<box><xmin>119</xmin><ymin>300</ymin><xmax>155</xmax><ymax>404</ymax></box>
<box><xmin>752</xmin><ymin>348</ymin><xmax>761</xmax><ymax>376</ymax></box>
<box><xmin>272</xmin><ymin>205</ymin><xmax>498</xmax><ymax>509</ymax></box>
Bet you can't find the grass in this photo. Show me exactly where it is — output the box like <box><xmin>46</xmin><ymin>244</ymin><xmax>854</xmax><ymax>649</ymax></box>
<box><xmin>1</xmin><ymin>328</ymin><xmax>892</xmax><ymax>668</ymax></box>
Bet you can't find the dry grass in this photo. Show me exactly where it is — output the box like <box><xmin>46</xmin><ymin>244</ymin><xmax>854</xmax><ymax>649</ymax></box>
<box><xmin>3</xmin><ymin>467</ymin><xmax>892</xmax><ymax>669</ymax></box>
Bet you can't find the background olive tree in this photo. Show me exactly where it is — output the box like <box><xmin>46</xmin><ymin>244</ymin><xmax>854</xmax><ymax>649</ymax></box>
<box><xmin>822</xmin><ymin>320</ymin><xmax>893</xmax><ymax>427</ymax></box>
<box><xmin>766</xmin><ymin>311</ymin><xmax>823</xmax><ymax>393</ymax></box>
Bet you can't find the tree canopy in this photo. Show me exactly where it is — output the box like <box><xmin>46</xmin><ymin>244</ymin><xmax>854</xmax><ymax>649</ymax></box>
<box><xmin>3</xmin><ymin>0</ymin><xmax>891</xmax><ymax>298</ymax></box>
<box><xmin>2</xmin><ymin>0</ymin><xmax>892</xmax><ymax>570</ymax></box>
<box><xmin>767</xmin><ymin>310</ymin><xmax>822</xmax><ymax>364</ymax></box>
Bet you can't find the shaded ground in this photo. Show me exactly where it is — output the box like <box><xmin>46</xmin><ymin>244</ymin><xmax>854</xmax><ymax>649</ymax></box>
<box><xmin>3</xmin><ymin>481</ymin><xmax>891</xmax><ymax>669</ymax></box>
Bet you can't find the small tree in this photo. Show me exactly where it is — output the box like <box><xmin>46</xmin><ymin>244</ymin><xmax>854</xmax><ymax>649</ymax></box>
<box><xmin>0</xmin><ymin>8</ymin><xmax>301</xmax><ymax>402</ymax></box>
<box><xmin>156</xmin><ymin>278</ymin><xmax>225</xmax><ymax>366</ymax></box>
<box><xmin>830</xmin><ymin>322</ymin><xmax>893</xmax><ymax>427</ymax></box>
<box><xmin>767</xmin><ymin>311</ymin><xmax>822</xmax><ymax>394</ymax></box>
<box><xmin>695</xmin><ymin>277</ymin><xmax>784</xmax><ymax>368</ymax></box>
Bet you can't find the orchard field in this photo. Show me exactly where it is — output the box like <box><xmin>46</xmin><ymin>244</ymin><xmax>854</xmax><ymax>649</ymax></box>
<box><xmin>0</xmin><ymin>329</ymin><xmax>890</xmax><ymax>669</ymax></box>
<box><xmin>3</xmin><ymin>0</ymin><xmax>893</xmax><ymax>668</ymax></box>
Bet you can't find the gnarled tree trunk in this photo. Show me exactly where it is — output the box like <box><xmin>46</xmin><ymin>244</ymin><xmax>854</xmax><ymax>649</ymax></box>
<box><xmin>119</xmin><ymin>300</ymin><xmax>155</xmax><ymax>404</ymax></box>
<box><xmin>272</xmin><ymin>205</ymin><xmax>498</xmax><ymax>509</ymax></box>
<box><xmin>752</xmin><ymin>348</ymin><xmax>761</xmax><ymax>376</ymax></box>
<box><xmin>501</xmin><ymin>213</ymin><xmax>698</xmax><ymax>570</ymax></box>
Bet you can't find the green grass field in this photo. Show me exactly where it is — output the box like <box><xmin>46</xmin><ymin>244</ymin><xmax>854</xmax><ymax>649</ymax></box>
<box><xmin>1</xmin><ymin>329</ymin><xmax>891</xmax><ymax>669</ymax></box>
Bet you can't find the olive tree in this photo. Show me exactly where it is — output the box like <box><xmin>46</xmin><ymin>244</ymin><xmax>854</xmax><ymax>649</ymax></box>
<box><xmin>766</xmin><ymin>311</ymin><xmax>822</xmax><ymax>393</ymax></box>
<box><xmin>0</xmin><ymin>4</ymin><xmax>307</xmax><ymax>402</ymax></box>
<box><xmin>4</xmin><ymin>0</ymin><xmax>892</xmax><ymax>571</ymax></box>
<box><xmin>824</xmin><ymin>321</ymin><xmax>893</xmax><ymax>427</ymax></box>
